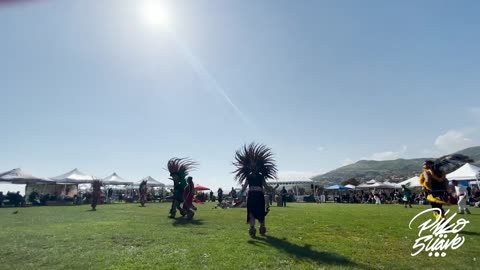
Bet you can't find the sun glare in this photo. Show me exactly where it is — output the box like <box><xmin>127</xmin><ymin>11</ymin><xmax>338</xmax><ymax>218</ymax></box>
<box><xmin>141</xmin><ymin>0</ymin><xmax>171</xmax><ymax>29</ymax></box>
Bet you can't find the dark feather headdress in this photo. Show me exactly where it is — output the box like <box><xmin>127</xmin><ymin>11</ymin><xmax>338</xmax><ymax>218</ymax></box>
<box><xmin>433</xmin><ymin>154</ymin><xmax>474</xmax><ymax>174</ymax></box>
<box><xmin>167</xmin><ymin>158</ymin><xmax>198</xmax><ymax>179</ymax></box>
<box><xmin>92</xmin><ymin>179</ymin><xmax>102</xmax><ymax>191</ymax></box>
<box><xmin>139</xmin><ymin>179</ymin><xmax>148</xmax><ymax>190</ymax></box>
<box><xmin>232</xmin><ymin>143</ymin><xmax>278</xmax><ymax>184</ymax></box>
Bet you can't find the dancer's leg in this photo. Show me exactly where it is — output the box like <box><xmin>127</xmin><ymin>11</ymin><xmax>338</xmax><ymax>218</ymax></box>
<box><xmin>458</xmin><ymin>195</ymin><xmax>466</xmax><ymax>214</ymax></box>
<box><xmin>248</xmin><ymin>213</ymin><xmax>256</xmax><ymax>237</ymax></box>
<box><xmin>259</xmin><ymin>220</ymin><xmax>266</xmax><ymax>236</ymax></box>
<box><xmin>169</xmin><ymin>199</ymin><xmax>177</xmax><ymax>218</ymax></box>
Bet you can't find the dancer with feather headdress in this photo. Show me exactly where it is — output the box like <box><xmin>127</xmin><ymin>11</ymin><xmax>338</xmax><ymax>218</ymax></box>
<box><xmin>419</xmin><ymin>154</ymin><xmax>473</xmax><ymax>218</ymax></box>
<box><xmin>139</xmin><ymin>179</ymin><xmax>148</xmax><ymax>207</ymax></box>
<box><xmin>91</xmin><ymin>179</ymin><xmax>102</xmax><ymax>211</ymax></box>
<box><xmin>167</xmin><ymin>158</ymin><xmax>197</xmax><ymax>219</ymax></box>
<box><xmin>233</xmin><ymin>143</ymin><xmax>278</xmax><ymax>238</ymax></box>
<box><xmin>182</xmin><ymin>176</ymin><xmax>197</xmax><ymax>219</ymax></box>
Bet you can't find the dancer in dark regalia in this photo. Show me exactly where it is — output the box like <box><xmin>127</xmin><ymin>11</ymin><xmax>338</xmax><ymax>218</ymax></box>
<box><xmin>139</xmin><ymin>179</ymin><xmax>148</xmax><ymax>207</ymax></box>
<box><xmin>167</xmin><ymin>158</ymin><xmax>197</xmax><ymax>218</ymax></box>
<box><xmin>91</xmin><ymin>179</ymin><xmax>102</xmax><ymax>211</ymax></box>
<box><xmin>182</xmin><ymin>176</ymin><xmax>197</xmax><ymax>219</ymax></box>
<box><xmin>233</xmin><ymin>143</ymin><xmax>278</xmax><ymax>238</ymax></box>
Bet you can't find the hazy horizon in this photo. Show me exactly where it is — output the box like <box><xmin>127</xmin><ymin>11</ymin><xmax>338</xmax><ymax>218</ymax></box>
<box><xmin>1</xmin><ymin>0</ymin><xmax>480</xmax><ymax>191</ymax></box>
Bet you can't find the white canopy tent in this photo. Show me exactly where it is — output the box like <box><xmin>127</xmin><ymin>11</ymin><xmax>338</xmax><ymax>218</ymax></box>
<box><xmin>356</xmin><ymin>179</ymin><xmax>381</xmax><ymax>189</ymax></box>
<box><xmin>50</xmin><ymin>168</ymin><xmax>97</xmax><ymax>184</ymax></box>
<box><xmin>356</xmin><ymin>183</ymin><xmax>372</xmax><ymax>189</ymax></box>
<box><xmin>383</xmin><ymin>181</ymin><xmax>401</xmax><ymax>189</ymax></box>
<box><xmin>369</xmin><ymin>182</ymin><xmax>397</xmax><ymax>189</ymax></box>
<box><xmin>357</xmin><ymin>181</ymin><xmax>397</xmax><ymax>189</ymax></box>
<box><xmin>0</xmin><ymin>168</ymin><xmax>53</xmax><ymax>184</ymax></box>
<box><xmin>446</xmin><ymin>163</ymin><xmax>480</xmax><ymax>181</ymax></box>
<box><xmin>136</xmin><ymin>176</ymin><xmax>165</xmax><ymax>187</ymax></box>
<box><xmin>345</xmin><ymin>184</ymin><xmax>356</xmax><ymax>189</ymax></box>
<box><xmin>266</xmin><ymin>178</ymin><xmax>313</xmax><ymax>186</ymax></box>
<box><xmin>398</xmin><ymin>176</ymin><xmax>421</xmax><ymax>188</ymax></box>
<box><xmin>266</xmin><ymin>178</ymin><xmax>313</xmax><ymax>196</ymax></box>
<box><xmin>102</xmin><ymin>173</ymin><xmax>134</xmax><ymax>185</ymax></box>
<box><xmin>446</xmin><ymin>163</ymin><xmax>480</xmax><ymax>187</ymax></box>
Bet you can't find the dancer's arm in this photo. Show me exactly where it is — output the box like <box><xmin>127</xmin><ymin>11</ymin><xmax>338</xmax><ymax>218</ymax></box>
<box><xmin>262</xmin><ymin>179</ymin><xmax>270</xmax><ymax>191</ymax></box>
<box><xmin>423</xmin><ymin>171</ymin><xmax>431</xmax><ymax>185</ymax></box>
<box><xmin>430</xmin><ymin>172</ymin><xmax>445</xmax><ymax>182</ymax></box>
<box><xmin>241</xmin><ymin>179</ymin><xmax>249</xmax><ymax>194</ymax></box>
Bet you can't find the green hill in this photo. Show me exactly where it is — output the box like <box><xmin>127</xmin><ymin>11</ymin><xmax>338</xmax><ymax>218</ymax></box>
<box><xmin>312</xmin><ymin>146</ymin><xmax>480</xmax><ymax>184</ymax></box>
<box><xmin>455</xmin><ymin>146</ymin><xmax>480</xmax><ymax>165</ymax></box>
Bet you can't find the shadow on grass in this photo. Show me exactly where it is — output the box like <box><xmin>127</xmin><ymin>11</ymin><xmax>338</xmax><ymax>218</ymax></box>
<box><xmin>249</xmin><ymin>236</ymin><xmax>369</xmax><ymax>269</ymax></box>
<box><xmin>459</xmin><ymin>230</ymin><xmax>480</xmax><ymax>236</ymax></box>
<box><xmin>172</xmin><ymin>218</ymin><xmax>204</xmax><ymax>226</ymax></box>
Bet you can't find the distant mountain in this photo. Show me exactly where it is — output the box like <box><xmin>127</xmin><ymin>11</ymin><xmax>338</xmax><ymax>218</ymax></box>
<box><xmin>311</xmin><ymin>146</ymin><xmax>480</xmax><ymax>185</ymax></box>
<box><xmin>455</xmin><ymin>146</ymin><xmax>480</xmax><ymax>165</ymax></box>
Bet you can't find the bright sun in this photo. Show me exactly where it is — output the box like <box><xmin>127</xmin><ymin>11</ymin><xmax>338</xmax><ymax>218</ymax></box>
<box><xmin>141</xmin><ymin>0</ymin><xmax>171</xmax><ymax>29</ymax></box>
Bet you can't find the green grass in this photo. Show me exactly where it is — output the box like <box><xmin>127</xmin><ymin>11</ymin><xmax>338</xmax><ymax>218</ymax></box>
<box><xmin>0</xmin><ymin>203</ymin><xmax>479</xmax><ymax>270</ymax></box>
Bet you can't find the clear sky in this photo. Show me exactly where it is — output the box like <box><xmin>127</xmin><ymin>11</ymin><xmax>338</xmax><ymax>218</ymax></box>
<box><xmin>1</xmin><ymin>0</ymin><xmax>479</xmax><ymax>191</ymax></box>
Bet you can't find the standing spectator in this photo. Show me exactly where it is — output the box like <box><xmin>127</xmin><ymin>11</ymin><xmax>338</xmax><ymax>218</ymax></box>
<box><xmin>230</xmin><ymin>187</ymin><xmax>237</xmax><ymax>200</ymax></box>
<box><xmin>14</xmin><ymin>192</ymin><xmax>23</xmax><ymax>207</ymax></box>
<box><xmin>139</xmin><ymin>180</ymin><xmax>148</xmax><ymax>207</ymax></box>
<box><xmin>401</xmin><ymin>185</ymin><xmax>412</xmax><ymax>208</ymax></box>
<box><xmin>0</xmin><ymin>192</ymin><xmax>4</xmax><ymax>207</ymax></box>
<box><xmin>91</xmin><ymin>180</ymin><xmax>102</xmax><ymax>211</ymax></box>
<box><xmin>466</xmin><ymin>186</ymin><xmax>472</xmax><ymax>204</ymax></box>
<box><xmin>281</xmin><ymin>186</ymin><xmax>288</xmax><ymax>207</ymax></box>
<box><xmin>453</xmin><ymin>180</ymin><xmax>471</xmax><ymax>214</ymax></box>
<box><xmin>217</xmin><ymin>188</ymin><xmax>223</xmax><ymax>205</ymax></box>
<box><xmin>209</xmin><ymin>190</ymin><xmax>214</xmax><ymax>202</ymax></box>
<box><xmin>107</xmin><ymin>188</ymin><xmax>113</xmax><ymax>203</ymax></box>
<box><xmin>373</xmin><ymin>189</ymin><xmax>381</xmax><ymax>205</ymax></box>
<box><xmin>28</xmin><ymin>190</ymin><xmax>41</xmax><ymax>206</ymax></box>
<box><xmin>269</xmin><ymin>184</ymin><xmax>279</xmax><ymax>206</ymax></box>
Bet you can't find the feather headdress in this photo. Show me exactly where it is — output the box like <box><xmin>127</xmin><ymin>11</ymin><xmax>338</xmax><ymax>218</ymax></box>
<box><xmin>232</xmin><ymin>143</ymin><xmax>278</xmax><ymax>184</ymax></box>
<box><xmin>167</xmin><ymin>158</ymin><xmax>198</xmax><ymax>179</ymax></box>
<box><xmin>92</xmin><ymin>179</ymin><xmax>102</xmax><ymax>192</ymax></box>
<box><xmin>433</xmin><ymin>154</ymin><xmax>474</xmax><ymax>174</ymax></box>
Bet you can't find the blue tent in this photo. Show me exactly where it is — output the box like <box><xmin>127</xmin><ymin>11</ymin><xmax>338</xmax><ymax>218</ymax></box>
<box><xmin>325</xmin><ymin>184</ymin><xmax>348</xmax><ymax>190</ymax></box>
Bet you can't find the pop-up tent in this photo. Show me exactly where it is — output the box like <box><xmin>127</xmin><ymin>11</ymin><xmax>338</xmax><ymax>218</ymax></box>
<box><xmin>0</xmin><ymin>168</ymin><xmax>53</xmax><ymax>196</ymax></box>
<box><xmin>102</xmin><ymin>173</ymin><xmax>133</xmax><ymax>185</ymax></box>
<box><xmin>446</xmin><ymin>163</ymin><xmax>480</xmax><ymax>181</ymax></box>
<box><xmin>50</xmin><ymin>168</ymin><xmax>97</xmax><ymax>184</ymax></box>
<box><xmin>357</xmin><ymin>181</ymin><xmax>397</xmax><ymax>189</ymax></box>
<box><xmin>0</xmin><ymin>168</ymin><xmax>53</xmax><ymax>184</ymax></box>
<box><xmin>325</xmin><ymin>184</ymin><xmax>349</xmax><ymax>190</ymax></box>
<box><xmin>446</xmin><ymin>163</ymin><xmax>480</xmax><ymax>187</ymax></box>
<box><xmin>383</xmin><ymin>181</ymin><xmax>401</xmax><ymax>189</ymax></box>
<box><xmin>369</xmin><ymin>182</ymin><xmax>397</xmax><ymax>189</ymax></box>
<box><xmin>136</xmin><ymin>176</ymin><xmax>165</xmax><ymax>187</ymax></box>
<box><xmin>194</xmin><ymin>184</ymin><xmax>210</xmax><ymax>191</ymax></box>
<box><xmin>356</xmin><ymin>183</ymin><xmax>371</xmax><ymax>189</ymax></box>
<box><xmin>345</xmin><ymin>184</ymin><xmax>356</xmax><ymax>189</ymax></box>
<box><xmin>357</xmin><ymin>180</ymin><xmax>381</xmax><ymax>189</ymax></box>
<box><xmin>397</xmin><ymin>176</ymin><xmax>421</xmax><ymax>188</ymax></box>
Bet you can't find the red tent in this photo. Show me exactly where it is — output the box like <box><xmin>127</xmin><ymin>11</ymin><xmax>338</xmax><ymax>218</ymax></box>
<box><xmin>194</xmin><ymin>184</ymin><xmax>210</xmax><ymax>191</ymax></box>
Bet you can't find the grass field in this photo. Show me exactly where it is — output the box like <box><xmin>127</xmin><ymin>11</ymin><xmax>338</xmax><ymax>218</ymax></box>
<box><xmin>0</xmin><ymin>202</ymin><xmax>479</xmax><ymax>270</ymax></box>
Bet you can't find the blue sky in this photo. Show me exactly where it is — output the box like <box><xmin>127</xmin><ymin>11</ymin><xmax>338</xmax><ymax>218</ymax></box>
<box><xmin>1</xmin><ymin>0</ymin><xmax>479</xmax><ymax>190</ymax></box>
